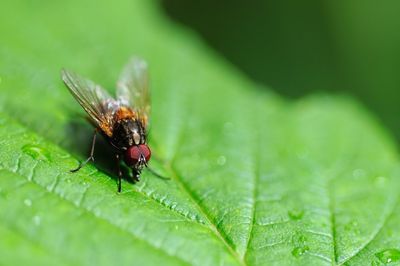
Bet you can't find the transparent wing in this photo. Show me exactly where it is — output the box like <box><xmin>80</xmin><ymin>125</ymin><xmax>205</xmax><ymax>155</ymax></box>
<box><xmin>116</xmin><ymin>57</ymin><xmax>150</xmax><ymax>128</ymax></box>
<box><xmin>61</xmin><ymin>69</ymin><xmax>119</xmax><ymax>136</ymax></box>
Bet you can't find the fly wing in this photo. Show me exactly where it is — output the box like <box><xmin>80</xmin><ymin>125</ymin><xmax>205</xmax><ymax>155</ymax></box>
<box><xmin>61</xmin><ymin>69</ymin><xmax>119</xmax><ymax>136</ymax></box>
<box><xmin>116</xmin><ymin>57</ymin><xmax>150</xmax><ymax>129</ymax></box>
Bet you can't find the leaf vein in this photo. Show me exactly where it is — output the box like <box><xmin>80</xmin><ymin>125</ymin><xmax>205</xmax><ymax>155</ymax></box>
<box><xmin>168</xmin><ymin>164</ymin><xmax>246</xmax><ymax>266</ymax></box>
<box><xmin>6</xmin><ymin>166</ymin><xmax>195</xmax><ymax>266</ymax></box>
<box><xmin>338</xmin><ymin>194</ymin><xmax>399</xmax><ymax>265</ymax></box>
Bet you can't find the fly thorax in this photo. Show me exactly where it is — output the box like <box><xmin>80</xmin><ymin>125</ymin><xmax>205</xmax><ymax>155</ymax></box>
<box><xmin>112</xmin><ymin>119</ymin><xmax>146</xmax><ymax>149</ymax></box>
<box><xmin>133</xmin><ymin>131</ymin><xmax>141</xmax><ymax>145</ymax></box>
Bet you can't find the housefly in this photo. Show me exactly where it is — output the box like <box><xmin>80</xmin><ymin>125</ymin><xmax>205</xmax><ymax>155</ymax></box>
<box><xmin>61</xmin><ymin>57</ymin><xmax>168</xmax><ymax>192</ymax></box>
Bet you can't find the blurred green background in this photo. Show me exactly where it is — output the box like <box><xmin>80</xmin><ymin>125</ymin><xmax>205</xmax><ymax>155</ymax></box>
<box><xmin>163</xmin><ymin>0</ymin><xmax>400</xmax><ymax>140</ymax></box>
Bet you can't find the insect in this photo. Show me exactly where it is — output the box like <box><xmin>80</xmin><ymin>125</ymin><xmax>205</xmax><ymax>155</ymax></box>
<box><xmin>61</xmin><ymin>57</ymin><xmax>167</xmax><ymax>192</ymax></box>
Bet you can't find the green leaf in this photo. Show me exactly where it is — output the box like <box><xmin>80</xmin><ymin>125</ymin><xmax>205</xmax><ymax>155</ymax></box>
<box><xmin>1</xmin><ymin>0</ymin><xmax>400</xmax><ymax>265</ymax></box>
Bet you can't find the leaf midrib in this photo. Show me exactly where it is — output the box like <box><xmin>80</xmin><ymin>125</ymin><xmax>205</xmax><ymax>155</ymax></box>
<box><xmin>168</xmin><ymin>163</ymin><xmax>246</xmax><ymax>266</ymax></box>
<box><xmin>3</xmin><ymin>114</ymin><xmax>245</xmax><ymax>266</ymax></box>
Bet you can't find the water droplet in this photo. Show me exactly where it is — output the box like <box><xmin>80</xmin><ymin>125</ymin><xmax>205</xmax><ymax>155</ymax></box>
<box><xmin>217</xmin><ymin>155</ymin><xmax>226</xmax><ymax>166</ymax></box>
<box><xmin>223</xmin><ymin>122</ymin><xmax>233</xmax><ymax>130</ymax></box>
<box><xmin>353</xmin><ymin>169</ymin><xmax>366</xmax><ymax>178</ymax></box>
<box><xmin>292</xmin><ymin>246</ymin><xmax>309</xmax><ymax>258</ymax></box>
<box><xmin>0</xmin><ymin>190</ymin><xmax>7</xmax><ymax>199</ymax></box>
<box><xmin>370</xmin><ymin>260</ymin><xmax>380</xmax><ymax>266</ymax></box>
<box><xmin>375</xmin><ymin>249</ymin><xmax>400</xmax><ymax>264</ymax></box>
<box><xmin>33</xmin><ymin>215</ymin><xmax>41</xmax><ymax>226</ymax></box>
<box><xmin>292</xmin><ymin>233</ymin><xmax>307</xmax><ymax>245</ymax></box>
<box><xmin>223</xmin><ymin>122</ymin><xmax>234</xmax><ymax>135</ymax></box>
<box><xmin>24</xmin><ymin>199</ymin><xmax>32</xmax><ymax>207</ymax></box>
<box><xmin>22</xmin><ymin>144</ymin><xmax>51</xmax><ymax>162</ymax></box>
<box><xmin>344</xmin><ymin>220</ymin><xmax>360</xmax><ymax>234</ymax></box>
<box><xmin>375</xmin><ymin>176</ymin><xmax>387</xmax><ymax>187</ymax></box>
<box><xmin>288</xmin><ymin>209</ymin><xmax>304</xmax><ymax>220</ymax></box>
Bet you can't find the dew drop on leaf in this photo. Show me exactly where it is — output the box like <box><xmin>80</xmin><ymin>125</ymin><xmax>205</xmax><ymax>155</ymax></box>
<box><xmin>22</xmin><ymin>144</ymin><xmax>51</xmax><ymax>162</ymax></box>
<box><xmin>353</xmin><ymin>168</ymin><xmax>366</xmax><ymax>178</ymax></box>
<box><xmin>223</xmin><ymin>121</ymin><xmax>233</xmax><ymax>130</ymax></box>
<box><xmin>374</xmin><ymin>176</ymin><xmax>387</xmax><ymax>187</ymax></box>
<box><xmin>288</xmin><ymin>209</ymin><xmax>304</xmax><ymax>220</ymax></box>
<box><xmin>217</xmin><ymin>155</ymin><xmax>226</xmax><ymax>166</ymax></box>
<box><xmin>375</xmin><ymin>249</ymin><xmax>400</xmax><ymax>264</ymax></box>
<box><xmin>292</xmin><ymin>233</ymin><xmax>307</xmax><ymax>245</ymax></box>
<box><xmin>344</xmin><ymin>220</ymin><xmax>361</xmax><ymax>234</ymax></box>
<box><xmin>32</xmin><ymin>215</ymin><xmax>41</xmax><ymax>226</ymax></box>
<box><xmin>291</xmin><ymin>246</ymin><xmax>309</xmax><ymax>258</ymax></box>
<box><xmin>24</xmin><ymin>198</ymin><xmax>32</xmax><ymax>207</ymax></box>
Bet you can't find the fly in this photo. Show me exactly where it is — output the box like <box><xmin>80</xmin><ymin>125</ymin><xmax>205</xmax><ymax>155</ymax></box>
<box><xmin>61</xmin><ymin>57</ymin><xmax>168</xmax><ymax>192</ymax></box>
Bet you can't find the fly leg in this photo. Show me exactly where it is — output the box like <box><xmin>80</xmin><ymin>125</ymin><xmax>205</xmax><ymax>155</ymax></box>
<box><xmin>131</xmin><ymin>168</ymin><xmax>141</xmax><ymax>183</ymax></box>
<box><xmin>146</xmin><ymin>167</ymin><xmax>170</xmax><ymax>180</ymax></box>
<box><xmin>116</xmin><ymin>154</ymin><xmax>122</xmax><ymax>193</ymax></box>
<box><xmin>141</xmin><ymin>155</ymin><xmax>170</xmax><ymax>181</ymax></box>
<box><xmin>130</xmin><ymin>156</ymin><xmax>143</xmax><ymax>183</ymax></box>
<box><xmin>71</xmin><ymin>128</ymin><xmax>97</xmax><ymax>172</ymax></box>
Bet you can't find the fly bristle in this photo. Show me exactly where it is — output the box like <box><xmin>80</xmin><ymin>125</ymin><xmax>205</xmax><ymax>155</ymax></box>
<box><xmin>115</xmin><ymin>106</ymin><xmax>136</xmax><ymax>121</ymax></box>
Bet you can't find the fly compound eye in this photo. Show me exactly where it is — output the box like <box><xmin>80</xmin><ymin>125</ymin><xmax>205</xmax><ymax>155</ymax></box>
<box><xmin>139</xmin><ymin>144</ymin><xmax>151</xmax><ymax>162</ymax></box>
<box><xmin>124</xmin><ymin>144</ymin><xmax>151</xmax><ymax>166</ymax></box>
<box><xmin>124</xmin><ymin>146</ymin><xmax>140</xmax><ymax>166</ymax></box>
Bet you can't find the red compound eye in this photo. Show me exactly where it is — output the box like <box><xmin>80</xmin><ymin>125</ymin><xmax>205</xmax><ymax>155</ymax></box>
<box><xmin>124</xmin><ymin>144</ymin><xmax>151</xmax><ymax>166</ymax></box>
